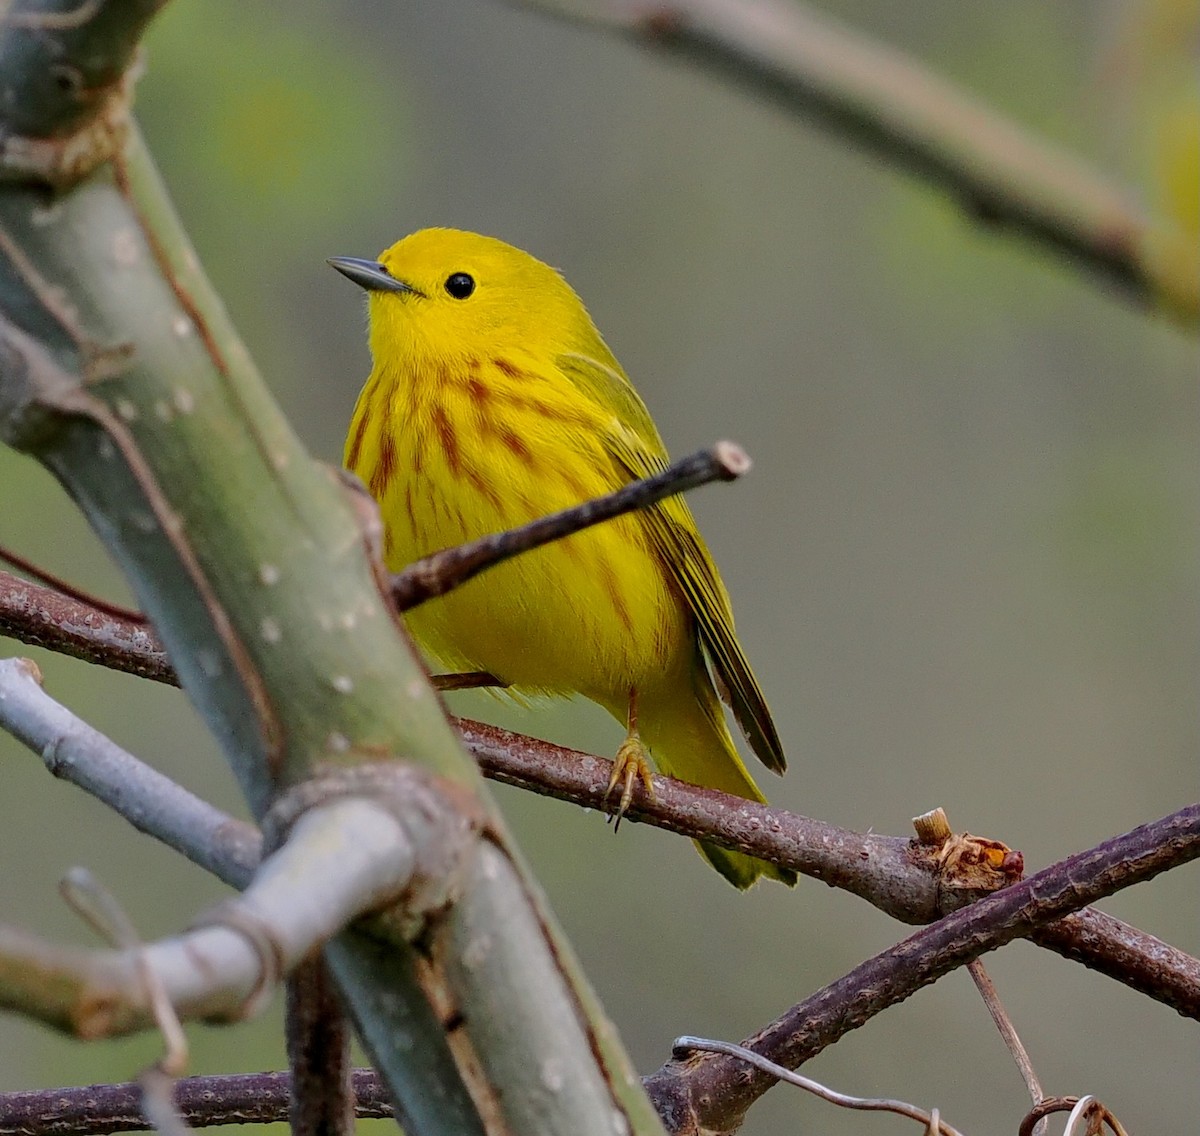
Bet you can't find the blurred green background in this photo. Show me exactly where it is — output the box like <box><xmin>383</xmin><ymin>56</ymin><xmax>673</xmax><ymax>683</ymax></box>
<box><xmin>1</xmin><ymin>1</ymin><xmax>1196</xmax><ymax>1133</ymax></box>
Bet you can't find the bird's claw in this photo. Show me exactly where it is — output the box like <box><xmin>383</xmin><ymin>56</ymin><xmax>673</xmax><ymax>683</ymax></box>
<box><xmin>604</xmin><ymin>735</ymin><xmax>656</xmax><ymax>831</ymax></box>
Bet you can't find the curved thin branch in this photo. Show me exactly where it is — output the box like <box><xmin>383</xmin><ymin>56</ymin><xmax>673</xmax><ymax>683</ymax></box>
<box><xmin>509</xmin><ymin>0</ymin><xmax>1199</xmax><ymax>326</ymax></box>
<box><xmin>673</xmin><ymin>1035</ymin><xmax>967</xmax><ymax>1136</ymax></box>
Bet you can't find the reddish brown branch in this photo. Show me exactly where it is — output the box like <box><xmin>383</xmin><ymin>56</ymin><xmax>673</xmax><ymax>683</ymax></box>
<box><xmin>643</xmin><ymin>802</ymin><xmax>1200</xmax><ymax>1134</ymax></box>
<box><xmin>1032</xmin><ymin>907</ymin><xmax>1200</xmax><ymax>1017</ymax></box>
<box><xmin>0</xmin><ymin>570</ymin><xmax>172</xmax><ymax>682</ymax></box>
<box><xmin>458</xmin><ymin>717</ymin><xmax>955</xmax><ymax>921</ymax></box>
<box><xmin>0</xmin><ymin>548</ymin><xmax>144</xmax><ymax>624</ymax></box>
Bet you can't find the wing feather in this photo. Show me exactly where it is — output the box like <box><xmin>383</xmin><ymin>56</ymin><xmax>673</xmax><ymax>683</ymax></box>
<box><xmin>557</xmin><ymin>353</ymin><xmax>786</xmax><ymax>774</ymax></box>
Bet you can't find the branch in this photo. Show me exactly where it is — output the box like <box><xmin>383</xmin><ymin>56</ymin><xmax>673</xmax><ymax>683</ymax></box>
<box><xmin>642</xmin><ymin>802</ymin><xmax>1200</xmax><ymax>1133</ymax></box>
<box><xmin>0</xmin><ymin>792</ymin><xmax>421</xmax><ymax>1038</ymax></box>
<box><xmin>459</xmin><ymin>716</ymin><xmax>994</xmax><ymax>921</ymax></box>
<box><xmin>4</xmin><ymin>654</ymin><xmax>1198</xmax><ymax>1021</ymax></box>
<box><xmin>0</xmin><ymin>656</ymin><xmax>260</xmax><ymax>885</ymax></box>
<box><xmin>508</xmin><ymin>0</ymin><xmax>1198</xmax><ymax>326</ymax></box>
<box><xmin>1030</xmin><ymin>907</ymin><xmax>1200</xmax><ymax>1020</ymax></box>
<box><xmin>0</xmin><ymin>1071</ymin><xmax>391</xmax><ymax>1136</ymax></box>
<box><xmin>284</xmin><ymin>958</ymin><xmax>356</xmax><ymax>1136</ymax></box>
<box><xmin>0</xmin><ymin>570</ymin><xmax>172</xmax><ymax>683</ymax></box>
<box><xmin>459</xmin><ymin>716</ymin><xmax>1200</xmax><ymax>1019</ymax></box>
<box><xmin>391</xmin><ymin>441</ymin><xmax>749</xmax><ymax>609</ymax></box>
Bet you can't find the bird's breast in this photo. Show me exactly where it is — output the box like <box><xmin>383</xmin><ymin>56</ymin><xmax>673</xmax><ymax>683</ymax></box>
<box><xmin>356</xmin><ymin>360</ymin><xmax>685</xmax><ymax>696</ymax></box>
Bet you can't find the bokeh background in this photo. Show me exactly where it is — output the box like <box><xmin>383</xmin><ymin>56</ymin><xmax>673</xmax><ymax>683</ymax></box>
<box><xmin>1</xmin><ymin>1</ymin><xmax>1197</xmax><ymax>1133</ymax></box>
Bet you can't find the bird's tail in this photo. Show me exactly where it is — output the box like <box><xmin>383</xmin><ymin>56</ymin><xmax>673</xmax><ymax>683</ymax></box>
<box><xmin>640</xmin><ymin>678</ymin><xmax>796</xmax><ymax>890</ymax></box>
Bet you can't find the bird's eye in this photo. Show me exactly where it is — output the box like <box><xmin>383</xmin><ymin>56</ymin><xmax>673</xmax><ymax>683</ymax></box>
<box><xmin>444</xmin><ymin>272</ymin><xmax>475</xmax><ymax>299</ymax></box>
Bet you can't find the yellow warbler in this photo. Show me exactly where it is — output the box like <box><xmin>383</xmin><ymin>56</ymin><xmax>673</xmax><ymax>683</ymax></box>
<box><xmin>331</xmin><ymin>229</ymin><xmax>793</xmax><ymax>889</ymax></box>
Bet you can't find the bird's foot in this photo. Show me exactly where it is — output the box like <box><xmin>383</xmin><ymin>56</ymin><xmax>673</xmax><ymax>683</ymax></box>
<box><xmin>604</xmin><ymin>734</ymin><xmax>656</xmax><ymax>831</ymax></box>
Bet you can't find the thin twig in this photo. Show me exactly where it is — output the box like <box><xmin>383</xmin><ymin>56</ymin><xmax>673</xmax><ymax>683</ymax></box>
<box><xmin>390</xmin><ymin>441</ymin><xmax>750</xmax><ymax>610</ymax></box>
<box><xmin>1019</xmin><ymin>1097</ymin><xmax>1130</xmax><ymax>1136</ymax></box>
<box><xmin>59</xmin><ymin>869</ymin><xmax>189</xmax><ymax>1074</ymax></box>
<box><xmin>673</xmin><ymin>1036</ymin><xmax>966</xmax><ymax>1136</ymax></box>
<box><xmin>507</xmin><ymin>0</ymin><xmax>1199</xmax><ymax>325</ymax></box>
<box><xmin>924</xmin><ymin>815</ymin><xmax>1045</xmax><ymax>1130</ymax></box>
<box><xmin>57</xmin><ymin>870</ymin><xmax>193</xmax><ymax>1136</ymax></box>
<box><xmin>967</xmin><ymin>960</ymin><xmax>1044</xmax><ymax>1128</ymax></box>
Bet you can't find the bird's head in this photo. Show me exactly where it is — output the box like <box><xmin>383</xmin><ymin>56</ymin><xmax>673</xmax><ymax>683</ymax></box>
<box><xmin>329</xmin><ymin>228</ymin><xmax>604</xmax><ymax>371</ymax></box>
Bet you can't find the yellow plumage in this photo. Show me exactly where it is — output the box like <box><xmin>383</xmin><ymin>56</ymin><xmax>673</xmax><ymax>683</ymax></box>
<box><xmin>334</xmin><ymin>228</ymin><xmax>792</xmax><ymax>888</ymax></box>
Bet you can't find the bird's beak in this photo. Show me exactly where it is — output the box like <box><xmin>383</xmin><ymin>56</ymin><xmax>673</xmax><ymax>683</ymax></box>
<box><xmin>327</xmin><ymin>256</ymin><xmax>420</xmax><ymax>296</ymax></box>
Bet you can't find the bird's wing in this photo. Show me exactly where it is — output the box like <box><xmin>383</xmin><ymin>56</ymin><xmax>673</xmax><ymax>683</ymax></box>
<box><xmin>557</xmin><ymin>353</ymin><xmax>786</xmax><ymax>774</ymax></box>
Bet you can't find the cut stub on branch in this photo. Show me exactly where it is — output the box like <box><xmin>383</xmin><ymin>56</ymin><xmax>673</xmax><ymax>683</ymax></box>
<box><xmin>911</xmin><ymin>807</ymin><xmax>1024</xmax><ymax>914</ymax></box>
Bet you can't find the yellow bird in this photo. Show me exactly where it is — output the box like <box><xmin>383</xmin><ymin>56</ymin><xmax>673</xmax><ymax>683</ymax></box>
<box><xmin>331</xmin><ymin>229</ymin><xmax>793</xmax><ymax>888</ymax></box>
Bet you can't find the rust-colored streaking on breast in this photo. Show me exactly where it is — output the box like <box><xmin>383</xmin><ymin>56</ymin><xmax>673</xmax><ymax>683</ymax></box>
<box><xmin>466</xmin><ymin>466</ymin><xmax>503</xmax><ymax>512</ymax></box>
<box><xmin>403</xmin><ymin>483</ymin><xmax>420</xmax><ymax>546</ymax></box>
<box><xmin>499</xmin><ymin>426</ymin><xmax>532</xmax><ymax>463</ymax></box>
<box><xmin>345</xmin><ymin>402</ymin><xmax>370</xmax><ymax>470</ymax></box>
<box><xmin>466</xmin><ymin>374</ymin><xmax>491</xmax><ymax>405</ymax></box>
<box><xmin>493</xmin><ymin>357</ymin><xmax>525</xmax><ymax>380</ymax></box>
<box><xmin>598</xmin><ymin>554</ymin><xmax>634</xmax><ymax>634</ymax></box>
<box><xmin>369</xmin><ymin>432</ymin><xmax>396</xmax><ymax>498</ymax></box>
<box><xmin>431</xmin><ymin>404</ymin><xmax>462</xmax><ymax>476</ymax></box>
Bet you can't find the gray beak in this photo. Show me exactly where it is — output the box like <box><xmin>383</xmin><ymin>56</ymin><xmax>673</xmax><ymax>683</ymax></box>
<box><xmin>327</xmin><ymin>256</ymin><xmax>421</xmax><ymax>296</ymax></box>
